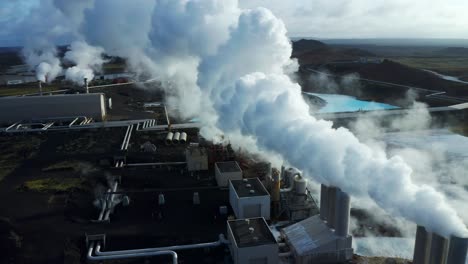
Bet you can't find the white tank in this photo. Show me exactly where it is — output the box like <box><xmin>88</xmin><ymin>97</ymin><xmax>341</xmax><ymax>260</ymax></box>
<box><xmin>180</xmin><ymin>132</ymin><xmax>188</xmax><ymax>144</ymax></box>
<box><xmin>165</xmin><ymin>132</ymin><xmax>174</xmax><ymax>145</ymax></box>
<box><xmin>285</xmin><ymin>168</ymin><xmax>300</xmax><ymax>187</ymax></box>
<box><xmin>172</xmin><ymin>132</ymin><xmax>181</xmax><ymax>144</ymax></box>
<box><xmin>294</xmin><ymin>174</ymin><xmax>307</xmax><ymax>195</ymax></box>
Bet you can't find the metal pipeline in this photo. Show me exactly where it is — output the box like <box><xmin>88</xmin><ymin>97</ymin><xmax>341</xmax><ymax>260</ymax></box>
<box><xmin>87</xmin><ymin>242</ymin><xmax>178</xmax><ymax>263</ymax></box>
<box><xmin>94</xmin><ymin>234</ymin><xmax>229</xmax><ymax>256</ymax></box>
<box><xmin>103</xmin><ymin>181</ymin><xmax>118</xmax><ymax>221</ymax></box>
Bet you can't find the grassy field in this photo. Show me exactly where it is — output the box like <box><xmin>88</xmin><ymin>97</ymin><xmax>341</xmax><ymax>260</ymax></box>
<box><xmin>390</xmin><ymin>57</ymin><xmax>468</xmax><ymax>76</ymax></box>
<box><xmin>0</xmin><ymin>136</ymin><xmax>44</xmax><ymax>182</ymax></box>
<box><xmin>0</xmin><ymin>84</ymin><xmax>61</xmax><ymax>97</ymax></box>
<box><xmin>21</xmin><ymin>177</ymin><xmax>85</xmax><ymax>193</ymax></box>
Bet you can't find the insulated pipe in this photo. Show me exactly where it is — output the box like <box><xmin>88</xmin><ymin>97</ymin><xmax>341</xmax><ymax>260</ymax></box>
<box><xmin>94</xmin><ymin>234</ymin><xmax>229</xmax><ymax>256</ymax></box>
<box><xmin>320</xmin><ymin>184</ymin><xmax>329</xmax><ymax>221</ymax></box>
<box><xmin>413</xmin><ymin>225</ymin><xmax>431</xmax><ymax>264</ymax></box>
<box><xmin>104</xmin><ymin>181</ymin><xmax>118</xmax><ymax>221</ymax></box>
<box><xmin>165</xmin><ymin>132</ymin><xmax>174</xmax><ymax>145</ymax></box>
<box><xmin>446</xmin><ymin>236</ymin><xmax>468</xmax><ymax>264</ymax></box>
<box><xmin>327</xmin><ymin>186</ymin><xmax>338</xmax><ymax>229</ymax></box>
<box><xmin>38</xmin><ymin>81</ymin><xmax>43</xmax><ymax>96</ymax></box>
<box><xmin>87</xmin><ymin>242</ymin><xmax>177</xmax><ymax>264</ymax></box>
<box><xmin>84</xmin><ymin>78</ymin><xmax>89</xmax><ymax>94</ymax></box>
<box><xmin>334</xmin><ymin>190</ymin><xmax>350</xmax><ymax>237</ymax></box>
<box><xmin>180</xmin><ymin>132</ymin><xmax>188</xmax><ymax>144</ymax></box>
<box><xmin>429</xmin><ymin>233</ymin><xmax>449</xmax><ymax>264</ymax></box>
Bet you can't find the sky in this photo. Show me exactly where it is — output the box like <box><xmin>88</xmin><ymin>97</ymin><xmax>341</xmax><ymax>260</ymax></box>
<box><xmin>0</xmin><ymin>0</ymin><xmax>467</xmax><ymax>47</ymax></box>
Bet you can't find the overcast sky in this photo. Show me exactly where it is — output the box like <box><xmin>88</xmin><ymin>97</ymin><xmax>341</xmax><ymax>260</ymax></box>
<box><xmin>0</xmin><ymin>0</ymin><xmax>467</xmax><ymax>46</ymax></box>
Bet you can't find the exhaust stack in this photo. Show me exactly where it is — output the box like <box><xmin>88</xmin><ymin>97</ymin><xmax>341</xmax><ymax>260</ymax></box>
<box><xmin>447</xmin><ymin>236</ymin><xmax>468</xmax><ymax>264</ymax></box>
<box><xmin>320</xmin><ymin>184</ymin><xmax>329</xmax><ymax>221</ymax></box>
<box><xmin>413</xmin><ymin>225</ymin><xmax>431</xmax><ymax>264</ymax></box>
<box><xmin>334</xmin><ymin>190</ymin><xmax>350</xmax><ymax>237</ymax></box>
<box><xmin>327</xmin><ymin>186</ymin><xmax>338</xmax><ymax>229</ymax></box>
<box><xmin>84</xmin><ymin>78</ymin><xmax>89</xmax><ymax>93</ymax></box>
<box><xmin>38</xmin><ymin>81</ymin><xmax>43</xmax><ymax>96</ymax></box>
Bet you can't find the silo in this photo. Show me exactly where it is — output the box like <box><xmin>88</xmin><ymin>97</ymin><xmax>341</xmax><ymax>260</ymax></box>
<box><xmin>334</xmin><ymin>190</ymin><xmax>350</xmax><ymax>237</ymax></box>
<box><xmin>320</xmin><ymin>184</ymin><xmax>329</xmax><ymax>221</ymax></box>
<box><xmin>294</xmin><ymin>175</ymin><xmax>307</xmax><ymax>195</ymax></box>
<box><xmin>327</xmin><ymin>186</ymin><xmax>338</xmax><ymax>229</ymax></box>
<box><xmin>413</xmin><ymin>225</ymin><xmax>431</xmax><ymax>264</ymax></box>
<box><xmin>446</xmin><ymin>236</ymin><xmax>468</xmax><ymax>264</ymax></box>
<box><xmin>428</xmin><ymin>233</ymin><xmax>448</xmax><ymax>264</ymax></box>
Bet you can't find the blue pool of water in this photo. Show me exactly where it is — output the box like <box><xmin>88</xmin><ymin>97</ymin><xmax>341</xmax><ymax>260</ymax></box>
<box><xmin>304</xmin><ymin>93</ymin><xmax>399</xmax><ymax>113</ymax></box>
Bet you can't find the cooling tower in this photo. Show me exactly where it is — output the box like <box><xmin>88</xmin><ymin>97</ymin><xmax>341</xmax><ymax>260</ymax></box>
<box><xmin>327</xmin><ymin>186</ymin><xmax>338</xmax><ymax>229</ymax></box>
<box><xmin>446</xmin><ymin>236</ymin><xmax>468</xmax><ymax>264</ymax></box>
<box><xmin>334</xmin><ymin>190</ymin><xmax>350</xmax><ymax>237</ymax></box>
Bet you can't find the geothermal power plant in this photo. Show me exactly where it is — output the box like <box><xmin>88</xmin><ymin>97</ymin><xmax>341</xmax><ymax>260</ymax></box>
<box><xmin>0</xmin><ymin>77</ymin><xmax>466</xmax><ymax>263</ymax></box>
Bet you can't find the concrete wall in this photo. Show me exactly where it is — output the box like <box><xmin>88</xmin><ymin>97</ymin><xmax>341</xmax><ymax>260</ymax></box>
<box><xmin>0</xmin><ymin>93</ymin><xmax>107</xmax><ymax>124</ymax></box>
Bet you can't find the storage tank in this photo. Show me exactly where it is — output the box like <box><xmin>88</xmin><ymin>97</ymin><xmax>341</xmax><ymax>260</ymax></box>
<box><xmin>165</xmin><ymin>132</ymin><xmax>174</xmax><ymax>145</ymax></box>
<box><xmin>180</xmin><ymin>132</ymin><xmax>188</xmax><ymax>144</ymax></box>
<box><xmin>294</xmin><ymin>174</ymin><xmax>307</xmax><ymax>195</ymax></box>
<box><xmin>0</xmin><ymin>93</ymin><xmax>107</xmax><ymax>124</ymax></box>
<box><xmin>172</xmin><ymin>131</ymin><xmax>181</xmax><ymax>144</ymax></box>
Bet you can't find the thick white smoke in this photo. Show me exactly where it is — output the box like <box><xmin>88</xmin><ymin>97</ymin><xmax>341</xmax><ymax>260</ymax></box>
<box><xmin>64</xmin><ymin>41</ymin><xmax>106</xmax><ymax>85</ymax></box>
<box><xmin>22</xmin><ymin>46</ymin><xmax>62</xmax><ymax>83</ymax></box>
<box><xmin>14</xmin><ymin>0</ymin><xmax>468</xmax><ymax>237</ymax></box>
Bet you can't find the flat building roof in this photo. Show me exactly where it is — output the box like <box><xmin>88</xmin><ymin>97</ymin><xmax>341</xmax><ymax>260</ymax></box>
<box><xmin>230</xmin><ymin>177</ymin><xmax>269</xmax><ymax>198</ymax></box>
<box><xmin>216</xmin><ymin>161</ymin><xmax>241</xmax><ymax>173</ymax></box>
<box><xmin>228</xmin><ymin>217</ymin><xmax>276</xmax><ymax>248</ymax></box>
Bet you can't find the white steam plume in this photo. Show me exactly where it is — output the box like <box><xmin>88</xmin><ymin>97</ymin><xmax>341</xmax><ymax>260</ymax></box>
<box><xmin>64</xmin><ymin>41</ymin><xmax>106</xmax><ymax>85</ymax></box>
<box><xmin>15</xmin><ymin>0</ymin><xmax>467</xmax><ymax>237</ymax></box>
<box><xmin>22</xmin><ymin>46</ymin><xmax>62</xmax><ymax>83</ymax></box>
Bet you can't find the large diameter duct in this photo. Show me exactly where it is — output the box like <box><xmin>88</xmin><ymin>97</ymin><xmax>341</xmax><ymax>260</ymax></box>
<box><xmin>413</xmin><ymin>225</ymin><xmax>431</xmax><ymax>264</ymax></box>
<box><xmin>180</xmin><ymin>132</ymin><xmax>188</xmax><ymax>144</ymax></box>
<box><xmin>446</xmin><ymin>236</ymin><xmax>468</xmax><ymax>264</ymax></box>
<box><xmin>172</xmin><ymin>132</ymin><xmax>181</xmax><ymax>144</ymax></box>
<box><xmin>320</xmin><ymin>184</ymin><xmax>329</xmax><ymax>221</ymax></box>
<box><xmin>327</xmin><ymin>186</ymin><xmax>338</xmax><ymax>229</ymax></box>
<box><xmin>334</xmin><ymin>190</ymin><xmax>350</xmax><ymax>237</ymax></box>
<box><xmin>429</xmin><ymin>233</ymin><xmax>448</xmax><ymax>264</ymax></box>
<box><xmin>165</xmin><ymin>132</ymin><xmax>174</xmax><ymax>145</ymax></box>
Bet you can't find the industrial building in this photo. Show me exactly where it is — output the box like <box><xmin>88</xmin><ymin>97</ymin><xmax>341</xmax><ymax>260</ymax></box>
<box><xmin>215</xmin><ymin>161</ymin><xmax>243</xmax><ymax>187</ymax></box>
<box><xmin>229</xmin><ymin>178</ymin><xmax>271</xmax><ymax>220</ymax></box>
<box><xmin>0</xmin><ymin>93</ymin><xmax>108</xmax><ymax>124</ymax></box>
<box><xmin>227</xmin><ymin>217</ymin><xmax>278</xmax><ymax>264</ymax></box>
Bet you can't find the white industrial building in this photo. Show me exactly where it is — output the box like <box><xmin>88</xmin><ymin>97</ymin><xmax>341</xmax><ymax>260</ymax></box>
<box><xmin>185</xmin><ymin>146</ymin><xmax>208</xmax><ymax>171</ymax></box>
<box><xmin>215</xmin><ymin>161</ymin><xmax>242</xmax><ymax>187</ymax></box>
<box><xmin>227</xmin><ymin>217</ymin><xmax>278</xmax><ymax>264</ymax></box>
<box><xmin>0</xmin><ymin>93</ymin><xmax>107</xmax><ymax>124</ymax></box>
<box><xmin>229</xmin><ymin>178</ymin><xmax>270</xmax><ymax>220</ymax></box>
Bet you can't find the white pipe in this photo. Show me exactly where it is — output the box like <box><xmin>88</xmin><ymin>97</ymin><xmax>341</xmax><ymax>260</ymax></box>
<box><xmin>121</xmin><ymin>125</ymin><xmax>131</xmax><ymax>150</ymax></box>
<box><xmin>125</xmin><ymin>162</ymin><xmax>186</xmax><ymax>167</ymax></box>
<box><xmin>87</xmin><ymin>242</ymin><xmax>178</xmax><ymax>263</ymax></box>
<box><xmin>104</xmin><ymin>181</ymin><xmax>118</xmax><ymax>221</ymax></box>
<box><xmin>95</xmin><ymin>234</ymin><xmax>228</xmax><ymax>256</ymax></box>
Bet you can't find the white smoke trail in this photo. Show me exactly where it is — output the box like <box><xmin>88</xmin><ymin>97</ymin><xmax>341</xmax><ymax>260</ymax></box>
<box><xmin>64</xmin><ymin>41</ymin><xmax>106</xmax><ymax>85</ymax></box>
<box><xmin>13</xmin><ymin>0</ymin><xmax>467</xmax><ymax>237</ymax></box>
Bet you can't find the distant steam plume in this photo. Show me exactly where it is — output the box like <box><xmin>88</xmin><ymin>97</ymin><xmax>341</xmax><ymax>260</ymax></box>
<box><xmin>64</xmin><ymin>41</ymin><xmax>106</xmax><ymax>85</ymax></box>
<box><xmin>14</xmin><ymin>0</ymin><xmax>467</xmax><ymax>237</ymax></box>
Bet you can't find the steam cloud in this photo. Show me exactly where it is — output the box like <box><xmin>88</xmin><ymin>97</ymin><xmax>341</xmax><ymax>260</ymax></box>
<box><xmin>15</xmin><ymin>0</ymin><xmax>467</xmax><ymax>237</ymax></box>
<box><xmin>64</xmin><ymin>41</ymin><xmax>106</xmax><ymax>85</ymax></box>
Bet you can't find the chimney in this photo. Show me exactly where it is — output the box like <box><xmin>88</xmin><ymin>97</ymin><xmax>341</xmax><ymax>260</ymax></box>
<box><xmin>84</xmin><ymin>78</ymin><xmax>89</xmax><ymax>93</ymax></box>
<box><xmin>428</xmin><ymin>233</ymin><xmax>448</xmax><ymax>264</ymax></box>
<box><xmin>446</xmin><ymin>236</ymin><xmax>468</xmax><ymax>264</ymax></box>
<box><xmin>327</xmin><ymin>186</ymin><xmax>338</xmax><ymax>229</ymax></box>
<box><xmin>334</xmin><ymin>190</ymin><xmax>350</xmax><ymax>237</ymax></box>
<box><xmin>38</xmin><ymin>81</ymin><xmax>43</xmax><ymax>96</ymax></box>
<box><xmin>413</xmin><ymin>225</ymin><xmax>431</xmax><ymax>264</ymax></box>
<box><xmin>320</xmin><ymin>184</ymin><xmax>329</xmax><ymax>221</ymax></box>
